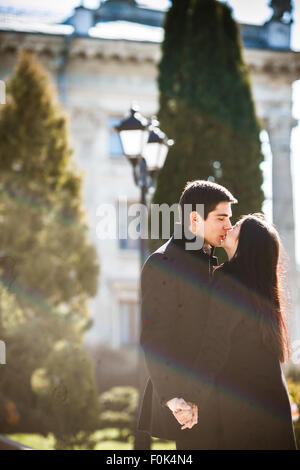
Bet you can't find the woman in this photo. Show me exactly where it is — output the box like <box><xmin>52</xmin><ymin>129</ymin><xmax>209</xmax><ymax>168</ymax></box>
<box><xmin>178</xmin><ymin>213</ymin><xmax>297</xmax><ymax>450</ymax></box>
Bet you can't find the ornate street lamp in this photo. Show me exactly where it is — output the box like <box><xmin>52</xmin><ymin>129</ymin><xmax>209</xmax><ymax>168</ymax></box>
<box><xmin>115</xmin><ymin>107</ymin><xmax>173</xmax><ymax>263</ymax></box>
<box><xmin>115</xmin><ymin>106</ymin><xmax>149</xmax><ymax>165</ymax></box>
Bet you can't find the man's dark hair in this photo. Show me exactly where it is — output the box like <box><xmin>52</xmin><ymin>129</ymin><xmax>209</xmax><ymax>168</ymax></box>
<box><xmin>179</xmin><ymin>180</ymin><xmax>237</xmax><ymax>224</ymax></box>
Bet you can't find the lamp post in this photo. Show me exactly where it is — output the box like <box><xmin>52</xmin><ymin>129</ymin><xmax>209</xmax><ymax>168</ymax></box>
<box><xmin>115</xmin><ymin>106</ymin><xmax>173</xmax><ymax>268</ymax></box>
<box><xmin>115</xmin><ymin>106</ymin><xmax>173</xmax><ymax>449</ymax></box>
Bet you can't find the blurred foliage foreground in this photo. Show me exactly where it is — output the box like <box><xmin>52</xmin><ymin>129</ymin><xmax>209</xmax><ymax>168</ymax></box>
<box><xmin>4</xmin><ymin>380</ymin><xmax>300</xmax><ymax>450</ymax></box>
<box><xmin>0</xmin><ymin>51</ymin><xmax>100</xmax><ymax>449</ymax></box>
<box><xmin>5</xmin><ymin>386</ymin><xmax>175</xmax><ymax>450</ymax></box>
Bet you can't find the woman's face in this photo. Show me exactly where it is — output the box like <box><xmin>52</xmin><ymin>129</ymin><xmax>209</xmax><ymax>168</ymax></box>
<box><xmin>221</xmin><ymin>220</ymin><xmax>242</xmax><ymax>255</ymax></box>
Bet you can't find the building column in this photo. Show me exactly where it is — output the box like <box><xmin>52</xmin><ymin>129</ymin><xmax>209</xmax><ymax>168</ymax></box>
<box><xmin>266</xmin><ymin>115</ymin><xmax>300</xmax><ymax>343</ymax></box>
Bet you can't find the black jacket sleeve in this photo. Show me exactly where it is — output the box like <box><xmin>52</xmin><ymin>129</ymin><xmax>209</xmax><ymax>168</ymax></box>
<box><xmin>140</xmin><ymin>253</ymin><xmax>195</xmax><ymax>407</ymax></box>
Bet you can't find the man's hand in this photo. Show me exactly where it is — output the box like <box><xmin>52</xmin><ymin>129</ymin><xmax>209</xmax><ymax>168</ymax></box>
<box><xmin>166</xmin><ymin>397</ymin><xmax>190</xmax><ymax>413</ymax></box>
<box><xmin>177</xmin><ymin>402</ymin><xmax>198</xmax><ymax>430</ymax></box>
<box><xmin>166</xmin><ymin>398</ymin><xmax>198</xmax><ymax>430</ymax></box>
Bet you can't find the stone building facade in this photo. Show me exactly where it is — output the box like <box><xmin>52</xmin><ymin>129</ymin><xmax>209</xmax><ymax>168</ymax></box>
<box><xmin>0</xmin><ymin>0</ymin><xmax>299</xmax><ymax>360</ymax></box>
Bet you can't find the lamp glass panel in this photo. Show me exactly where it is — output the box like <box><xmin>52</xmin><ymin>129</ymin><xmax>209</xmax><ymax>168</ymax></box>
<box><xmin>143</xmin><ymin>142</ymin><xmax>161</xmax><ymax>170</ymax></box>
<box><xmin>119</xmin><ymin>130</ymin><xmax>149</xmax><ymax>157</ymax></box>
<box><xmin>158</xmin><ymin>144</ymin><xmax>169</xmax><ymax>169</ymax></box>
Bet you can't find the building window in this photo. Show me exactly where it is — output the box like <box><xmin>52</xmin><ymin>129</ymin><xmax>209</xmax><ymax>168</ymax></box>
<box><xmin>119</xmin><ymin>301</ymin><xmax>139</xmax><ymax>345</ymax></box>
<box><xmin>108</xmin><ymin>116</ymin><xmax>123</xmax><ymax>157</ymax></box>
<box><xmin>118</xmin><ymin>199</ymin><xmax>140</xmax><ymax>251</ymax></box>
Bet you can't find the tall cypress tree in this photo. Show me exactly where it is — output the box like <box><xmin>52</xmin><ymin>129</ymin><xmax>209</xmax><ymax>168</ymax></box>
<box><xmin>151</xmin><ymin>0</ymin><xmax>264</xmax><ymax>250</ymax></box>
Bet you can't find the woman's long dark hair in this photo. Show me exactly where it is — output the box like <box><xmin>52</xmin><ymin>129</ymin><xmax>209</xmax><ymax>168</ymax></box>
<box><xmin>223</xmin><ymin>213</ymin><xmax>290</xmax><ymax>363</ymax></box>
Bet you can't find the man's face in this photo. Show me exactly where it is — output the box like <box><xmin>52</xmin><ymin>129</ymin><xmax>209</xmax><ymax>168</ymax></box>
<box><xmin>192</xmin><ymin>201</ymin><xmax>233</xmax><ymax>247</ymax></box>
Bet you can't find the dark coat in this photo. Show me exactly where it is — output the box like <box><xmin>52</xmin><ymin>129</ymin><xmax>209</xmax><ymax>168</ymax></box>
<box><xmin>138</xmin><ymin>232</ymin><xmax>297</xmax><ymax>449</ymax></box>
<box><xmin>197</xmin><ymin>264</ymin><xmax>297</xmax><ymax>450</ymax></box>
<box><xmin>137</xmin><ymin>228</ymin><xmax>219</xmax><ymax>442</ymax></box>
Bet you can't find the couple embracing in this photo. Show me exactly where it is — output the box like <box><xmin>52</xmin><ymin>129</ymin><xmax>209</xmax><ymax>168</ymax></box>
<box><xmin>137</xmin><ymin>180</ymin><xmax>297</xmax><ymax>450</ymax></box>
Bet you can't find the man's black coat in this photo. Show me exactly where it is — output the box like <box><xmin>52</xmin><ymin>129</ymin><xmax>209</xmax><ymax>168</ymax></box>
<box><xmin>137</xmin><ymin>227</ymin><xmax>218</xmax><ymax>441</ymax></box>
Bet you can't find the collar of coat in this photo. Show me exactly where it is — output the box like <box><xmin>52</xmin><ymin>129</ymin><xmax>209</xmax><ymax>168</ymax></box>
<box><xmin>171</xmin><ymin>223</ymin><xmax>218</xmax><ymax>267</ymax></box>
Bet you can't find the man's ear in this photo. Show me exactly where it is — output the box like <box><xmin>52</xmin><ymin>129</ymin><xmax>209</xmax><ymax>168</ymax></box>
<box><xmin>189</xmin><ymin>211</ymin><xmax>197</xmax><ymax>231</ymax></box>
<box><xmin>190</xmin><ymin>211</ymin><xmax>203</xmax><ymax>233</ymax></box>
<box><xmin>190</xmin><ymin>211</ymin><xmax>198</xmax><ymax>223</ymax></box>
<box><xmin>190</xmin><ymin>211</ymin><xmax>203</xmax><ymax>224</ymax></box>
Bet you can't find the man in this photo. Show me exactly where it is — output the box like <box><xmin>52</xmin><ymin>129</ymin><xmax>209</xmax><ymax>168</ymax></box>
<box><xmin>137</xmin><ymin>180</ymin><xmax>237</xmax><ymax>449</ymax></box>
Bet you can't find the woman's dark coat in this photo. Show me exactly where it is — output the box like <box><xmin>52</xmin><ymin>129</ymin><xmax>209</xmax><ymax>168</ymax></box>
<box><xmin>193</xmin><ymin>264</ymin><xmax>297</xmax><ymax>450</ymax></box>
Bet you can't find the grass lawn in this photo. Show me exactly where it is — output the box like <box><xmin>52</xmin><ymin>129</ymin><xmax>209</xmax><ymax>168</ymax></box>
<box><xmin>5</xmin><ymin>430</ymin><xmax>176</xmax><ymax>450</ymax></box>
<box><xmin>4</xmin><ymin>433</ymin><xmax>56</xmax><ymax>450</ymax></box>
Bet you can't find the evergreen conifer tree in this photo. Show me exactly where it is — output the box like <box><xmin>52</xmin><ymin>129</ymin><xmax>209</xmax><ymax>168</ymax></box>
<box><xmin>151</xmin><ymin>0</ymin><xmax>264</xmax><ymax>251</ymax></box>
<box><xmin>0</xmin><ymin>51</ymin><xmax>100</xmax><ymax>442</ymax></box>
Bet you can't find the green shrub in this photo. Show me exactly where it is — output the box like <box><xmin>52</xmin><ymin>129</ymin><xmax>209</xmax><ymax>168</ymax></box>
<box><xmin>287</xmin><ymin>379</ymin><xmax>300</xmax><ymax>449</ymax></box>
<box><xmin>32</xmin><ymin>342</ymin><xmax>101</xmax><ymax>449</ymax></box>
<box><xmin>98</xmin><ymin>386</ymin><xmax>138</xmax><ymax>442</ymax></box>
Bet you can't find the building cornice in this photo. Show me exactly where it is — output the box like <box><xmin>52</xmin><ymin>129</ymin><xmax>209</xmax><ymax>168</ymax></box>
<box><xmin>243</xmin><ymin>47</ymin><xmax>300</xmax><ymax>79</ymax></box>
<box><xmin>1</xmin><ymin>30</ymin><xmax>300</xmax><ymax>78</ymax></box>
<box><xmin>0</xmin><ymin>31</ymin><xmax>161</xmax><ymax>64</ymax></box>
